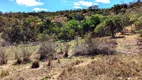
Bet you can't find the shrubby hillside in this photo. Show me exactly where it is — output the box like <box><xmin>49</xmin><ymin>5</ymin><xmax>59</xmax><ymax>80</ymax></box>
<box><xmin>0</xmin><ymin>1</ymin><xmax>142</xmax><ymax>80</ymax></box>
<box><xmin>0</xmin><ymin>1</ymin><xmax>141</xmax><ymax>43</ymax></box>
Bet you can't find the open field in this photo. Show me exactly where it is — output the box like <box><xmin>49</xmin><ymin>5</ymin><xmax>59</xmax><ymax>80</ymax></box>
<box><xmin>0</xmin><ymin>53</ymin><xmax>142</xmax><ymax>80</ymax></box>
<box><xmin>0</xmin><ymin>34</ymin><xmax>141</xmax><ymax>80</ymax></box>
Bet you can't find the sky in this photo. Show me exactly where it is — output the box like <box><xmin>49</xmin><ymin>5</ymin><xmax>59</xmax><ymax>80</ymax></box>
<box><xmin>0</xmin><ymin>0</ymin><xmax>138</xmax><ymax>12</ymax></box>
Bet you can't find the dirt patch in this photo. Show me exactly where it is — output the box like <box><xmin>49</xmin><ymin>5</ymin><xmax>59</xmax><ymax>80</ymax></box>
<box><xmin>116</xmin><ymin>34</ymin><xmax>141</xmax><ymax>55</ymax></box>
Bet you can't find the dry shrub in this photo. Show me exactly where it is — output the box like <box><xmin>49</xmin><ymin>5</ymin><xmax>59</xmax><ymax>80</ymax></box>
<box><xmin>0</xmin><ymin>70</ymin><xmax>9</xmax><ymax>78</ymax></box>
<box><xmin>38</xmin><ymin>41</ymin><xmax>56</xmax><ymax>61</ymax></box>
<box><xmin>13</xmin><ymin>50</ymin><xmax>22</xmax><ymax>65</ymax></box>
<box><xmin>73</xmin><ymin>33</ymin><xmax>97</xmax><ymax>56</ymax></box>
<box><xmin>46</xmin><ymin>60</ymin><xmax>51</xmax><ymax>67</ymax></box>
<box><xmin>55</xmin><ymin>43</ymin><xmax>70</xmax><ymax>59</ymax></box>
<box><xmin>21</xmin><ymin>47</ymin><xmax>31</xmax><ymax>64</ymax></box>
<box><xmin>74</xmin><ymin>34</ymin><xmax>116</xmax><ymax>57</ymax></box>
<box><xmin>31</xmin><ymin>60</ymin><xmax>39</xmax><ymax>68</ymax></box>
<box><xmin>14</xmin><ymin>46</ymin><xmax>31</xmax><ymax>65</ymax></box>
<box><xmin>63</xmin><ymin>44</ymin><xmax>70</xmax><ymax>58</ymax></box>
<box><xmin>140</xmin><ymin>31</ymin><xmax>142</xmax><ymax>37</ymax></box>
<box><xmin>57</xmin><ymin>59</ymin><xmax>60</xmax><ymax>64</ymax></box>
<box><xmin>58</xmin><ymin>55</ymin><xmax>142</xmax><ymax>80</ymax></box>
<box><xmin>0</xmin><ymin>48</ymin><xmax>7</xmax><ymax>65</ymax></box>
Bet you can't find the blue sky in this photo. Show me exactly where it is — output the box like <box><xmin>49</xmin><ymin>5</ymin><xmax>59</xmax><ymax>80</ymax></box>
<box><xmin>0</xmin><ymin>0</ymin><xmax>137</xmax><ymax>12</ymax></box>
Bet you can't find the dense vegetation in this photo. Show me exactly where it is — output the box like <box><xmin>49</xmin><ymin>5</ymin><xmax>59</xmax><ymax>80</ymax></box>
<box><xmin>0</xmin><ymin>1</ymin><xmax>142</xmax><ymax>43</ymax></box>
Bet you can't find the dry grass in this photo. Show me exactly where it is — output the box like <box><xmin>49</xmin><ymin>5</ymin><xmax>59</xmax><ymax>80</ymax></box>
<box><xmin>0</xmin><ymin>48</ymin><xmax>7</xmax><ymax>65</ymax></box>
<box><xmin>57</xmin><ymin>54</ymin><xmax>142</xmax><ymax>80</ymax></box>
<box><xmin>0</xmin><ymin>34</ymin><xmax>141</xmax><ymax>80</ymax></box>
<box><xmin>0</xmin><ymin>70</ymin><xmax>9</xmax><ymax>78</ymax></box>
<box><xmin>0</xmin><ymin>53</ymin><xmax>142</xmax><ymax>80</ymax></box>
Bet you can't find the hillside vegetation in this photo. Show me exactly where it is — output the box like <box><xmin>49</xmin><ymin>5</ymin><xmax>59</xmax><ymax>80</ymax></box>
<box><xmin>0</xmin><ymin>1</ymin><xmax>141</xmax><ymax>43</ymax></box>
<box><xmin>0</xmin><ymin>1</ymin><xmax>142</xmax><ymax>80</ymax></box>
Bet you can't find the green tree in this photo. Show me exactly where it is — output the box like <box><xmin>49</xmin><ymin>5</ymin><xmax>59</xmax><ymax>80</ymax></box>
<box><xmin>84</xmin><ymin>14</ymin><xmax>103</xmax><ymax>32</ymax></box>
<box><xmin>105</xmin><ymin>16</ymin><xmax>123</xmax><ymax>38</ymax></box>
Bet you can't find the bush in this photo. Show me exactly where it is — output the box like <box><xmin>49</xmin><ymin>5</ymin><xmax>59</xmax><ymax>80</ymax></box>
<box><xmin>31</xmin><ymin>60</ymin><xmax>39</xmax><ymax>68</ymax></box>
<box><xmin>13</xmin><ymin>50</ymin><xmax>22</xmax><ymax>65</ymax></box>
<box><xmin>14</xmin><ymin>59</ymin><xmax>22</xmax><ymax>65</ymax></box>
<box><xmin>2</xmin><ymin>19</ymin><xmax>39</xmax><ymax>44</ymax></box>
<box><xmin>14</xmin><ymin>46</ymin><xmax>31</xmax><ymax>65</ymax></box>
<box><xmin>84</xmin><ymin>33</ymin><xmax>98</xmax><ymax>55</ymax></box>
<box><xmin>94</xmin><ymin>22</ymin><xmax>110</xmax><ymax>36</ymax></box>
<box><xmin>140</xmin><ymin>30</ymin><xmax>142</xmax><ymax>37</ymax></box>
<box><xmin>74</xmin><ymin>33</ymin><xmax>116</xmax><ymax>57</ymax></box>
<box><xmin>0</xmin><ymin>48</ymin><xmax>7</xmax><ymax>65</ymax></box>
<box><xmin>74</xmin><ymin>33</ymin><xmax>98</xmax><ymax>56</ymax></box>
<box><xmin>38</xmin><ymin>41</ymin><xmax>56</xmax><ymax>61</ymax></box>
<box><xmin>134</xmin><ymin>20</ymin><xmax>142</xmax><ymax>30</ymax></box>
<box><xmin>0</xmin><ymin>70</ymin><xmax>9</xmax><ymax>78</ymax></box>
<box><xmin>21</xmin><ymin>47</ymin><xmax>31</xmax><ymax>64</ymax></box>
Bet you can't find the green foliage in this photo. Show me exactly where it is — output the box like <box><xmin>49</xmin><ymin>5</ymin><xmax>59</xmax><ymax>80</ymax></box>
<box><xmin>0</xmin><ymin>1</ymin><xmax>142</xmax><ymax>42</ymax></box>
<box><xmin>134</xmin><ymin>16</ymin><xmax>142</xmax><ymax>30</ymax></box>
<box><xmin>94</xmin><ymin>22</ymin><xmax>109</xmax><ymax>36</ymax></box>
<box><xmin>58</xmin><ymin>28</ymin><xmax>75</xmax><ymax>41</ymax></box>
<box><xmin>65</xmin><ymin>20</ymin><xmax>80</xmax><ymax>31</ymax></box>
<box><xmin>103</xmin><ymin>15</ymin><xmax>123</xmax><ymax>38</ymax></box>
<box><xmin>57</xmin><ymin>20</ymin><xmax>81</xmax><ymax>41</ymax></box>
<box><xmin>121</xmin><ymin>14</ymin><xmax>131</xmax><ymax>27</ymax></box>
<box><xmin>86</xmin><ymin>14</ymin><xmax>103</xmax><ymax>30</ymax></box>
<box><xmin>2</xmin><ymin>18</ymin><xmax>39</xmax><ymax>43</ymax></box>
<box><xmin>129</xmin><ymin>13</ymin><xmax>140</xmax><ymax>23</ymax></box>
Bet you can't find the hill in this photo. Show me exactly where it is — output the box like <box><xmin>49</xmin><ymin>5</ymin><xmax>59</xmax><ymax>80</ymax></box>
<box><xmin>0</xmin><ymin>1</ymin><xmax>142</xmax><ymax>80</ymax></box>
<box><xmin>0</xmin><ymin>1</ymin><xmax>141</xmax><ymax>43</ymax></box>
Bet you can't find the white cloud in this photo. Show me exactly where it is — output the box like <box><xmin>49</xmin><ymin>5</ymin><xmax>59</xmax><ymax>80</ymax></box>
<box><xmin>33</xmin><ymin>8</ymin><xmax>48</xmax><ymax>11</ymax></box>
<box><xmin>16</xmin><ymin>0</ymin><xmax>44</xmax><ymax>7</ymax></box>
<box><xmin>74</xmin><ymin>2</ymin><xmax>80</xmax><ymax>6</ymax></box>
<box><xmin>95</xmin><ymin>0</ymin><xmax>111</xmax><ymax>4</ymax></box>
<box><xmin>73</xmin><ymin>0</ymin><xmax>98</xmax><ymax>9</ymax></box>
<box><xmin>94</xmin><ymin>3</ymin><xmax>98</xmax><ymax>6</ymax></box>
<box><xmin>74</xmin><ymin>6</ymin><xmax>82</xmax><ymax>9</ymax></box>
<box><xmin>74</xmin><ymin>2</ymin><xmax>82</xmax><ymax>9</ymax></box>
<box><xmin>79</xmin><ymin>1</ymin><xmax>94</xmax><ymax>7</ymax></box>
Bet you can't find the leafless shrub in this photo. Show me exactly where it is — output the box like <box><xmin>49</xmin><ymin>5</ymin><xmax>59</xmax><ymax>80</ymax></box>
<box><xmin>73</xmin><ymin>33</ymin><xmax>97</xmax><ymax>56</ymax></box>
<box><xmin>13</xmin><ymin>50</ymin><xmax>22</xmax><ymax>65</ymax></box>
<box><xmin>0</xmin><ymin>48</ymin><xmax>7</xmax><ymax>65</ymax></box>
<box><xmin>14</xmin><ymin>46</ymin><xmax>31</xmax><ymax>65</ymax></box>
<box><xmin>38</xmin><ymin>41</ymin><xmax>56</xmax><ymax>61</ymax></box>
<box><xmin>73</xmin><ymin>33</ymin><xmax>116</xmax><ymax>57</ymax></box>
<box><xmin>21</xmin><ymin>47</ymin><xmax>31</xmax><ymax>64</ymax></box>
<box><xmin>63</xmin><ymin>44</ymin><xmax>70</xmax><ymax>58</ymax></box>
